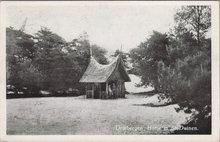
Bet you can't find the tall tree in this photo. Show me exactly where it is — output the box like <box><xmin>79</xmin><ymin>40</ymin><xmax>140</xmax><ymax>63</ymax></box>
<box><xmin>157</xmin><ymin>6</ymin><xmax>211</xmax><ymax>133</ymax></box>
<box><xmin>174</xmin><ymin>6</ymin><xmax>211</xmax><ymax>46</ymax></box>
<box><xmin>6</xmin><ymin>27</ymin><xmax>36</xmax><ymax>87</ymax></box>
<box><xmin>33</xmin><ymin>27</ymin><xmax>67</xmax><ymax>90</ymax></box>
<box><xmin>130</xmin><ymin>31</ymin><xmax>169</xmax><ymax>91</ymax></box>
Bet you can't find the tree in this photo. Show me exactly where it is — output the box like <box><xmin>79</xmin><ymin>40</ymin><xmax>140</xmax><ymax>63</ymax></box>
<box><xmin>157</xmin><ymin>6</ymin><xmax>211</xmax><ymax>133</ymax></box>
<box><xmin>130</xmin><ymin>31</ymin><xmax>169</xmax><ymax>91</ymax></box>
<box><xmin>6</xmin><ymin>26</ymin><xmax>108</xmax><ymax>96</ymax></box>
<box><xmin>112</xmin><ymin>49</ymin><xmax>129</xmax><ymax>68</ymax></box>
<box><xmin>129</xmin><ymin>6</ymin><xmax>211</xmax><ymax>133</ymax></box>
<box><xmin>6</xmin><ymin>27</ymin><xmax>36</xmax><ymax>63</ymax></box>
<box><xmin>18</xmin><ymin>60</ymin><xmax>45</xmax><ymax>90</ymax></box>
<box><xmin>32</xmin><ymin>29</ymin><xmax>108</xmax><ymax>92</ymax></box>
<box><xmin>33</xmin><ymin>27</ymin><xmax>66</xmax><ymax>90</ymax></box>
<box><xmin>71</xmin><ymin>33</ymin><xmax>108</xmax><ymax>65</ymax></box>
<box><xmin>174</xmin><ymin>6</ymin><xmax>211</xmax><ymax>46</ymax></box>
<box><xmin>6</xmin><ymin>27</ymin><xmax>36</xmax><ymax>87</ymax></box>
<box><xmin>158</xmin><ymin>38</ymin><xmax>211</xmax><ymax>134</ymax></box>
<box><xmin>91</xmin><ymin>44</ymin><xmax>108</xmax><ymax>65</ymax></box>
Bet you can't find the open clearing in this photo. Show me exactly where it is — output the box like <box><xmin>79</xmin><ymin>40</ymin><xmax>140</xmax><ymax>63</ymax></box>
<box><xmin>7</xmin><ymin>94</ymin><xmax>190</xmax><ymax>135</ymax></box>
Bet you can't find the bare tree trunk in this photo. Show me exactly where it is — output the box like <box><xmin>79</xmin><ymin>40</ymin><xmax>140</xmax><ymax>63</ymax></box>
<box><xmin>196</xmin><ymin>6</ymin><xmax>201</xmax><ymax>47</ymax></box>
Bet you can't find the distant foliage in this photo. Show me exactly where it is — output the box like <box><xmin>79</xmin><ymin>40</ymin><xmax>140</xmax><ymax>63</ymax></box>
<box><xmin>112</xmin><ymin>49</ymin><xmax>129</xmax><ymax>68</ymax></box>
<box><xmin>91</xmin><ymin>44</ymin><xmax>108</xmax><ymax>65</ymax></box>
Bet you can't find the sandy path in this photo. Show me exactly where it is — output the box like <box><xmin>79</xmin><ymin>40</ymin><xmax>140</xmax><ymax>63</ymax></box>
<box><xmin>7</xmin><ymin>94</ymin><xmax>190</xmax><ymax>135</ymax></box>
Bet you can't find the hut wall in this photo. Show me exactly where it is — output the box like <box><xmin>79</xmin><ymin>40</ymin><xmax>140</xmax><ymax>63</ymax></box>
<box><xmin>86</xmin><ymin>83</ymin><xmax>108</xmax><ymax>99</ymax></box>
<box><xmin>84</xmin><ymin>60</ymin><xmax>128</xmax><ymax>99</ymax></box>
<box><xmin>86</xmin><ymin>83</ymin><xmax>94</xmax><ymax>98</ymax></box>
<box><xmin>108</xmin><ymin>68</ymin><xmax>126</xmax><ymax>98</ymax></box>
<box><xmin>85</xmin><ymin>81</ymin><xmax>125</xmax><ymax>99</ymax></box>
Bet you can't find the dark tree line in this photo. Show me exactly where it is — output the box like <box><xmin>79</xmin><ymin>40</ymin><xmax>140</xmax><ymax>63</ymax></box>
<box><xmin>6</xmin><ymin>27</ymin><xmax>108</xmax><ymax>96</ymax></box>
<box><xmin>129</xmin><ymin>6</ymin><xmax>211</xmax><ymax>134</ymax></box>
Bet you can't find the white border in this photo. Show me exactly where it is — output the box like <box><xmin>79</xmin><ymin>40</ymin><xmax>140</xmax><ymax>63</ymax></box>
<box><xmin>0</xmin><ymin>1</ymin><xmax>219</xmax><ymax>142</ymax></box>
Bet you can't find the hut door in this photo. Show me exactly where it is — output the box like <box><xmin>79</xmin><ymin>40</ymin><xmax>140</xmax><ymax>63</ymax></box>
<box><xmin>94</xmin><ymin>83</ymin><xmax>100</xmax><ymax>99</ymax></box>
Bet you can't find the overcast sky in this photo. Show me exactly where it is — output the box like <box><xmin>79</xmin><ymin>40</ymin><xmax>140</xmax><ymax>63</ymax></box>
<box><xmin>6</xmin><ymin>5</ymin><xmax>179</xmax><ymax>53</ymax></box>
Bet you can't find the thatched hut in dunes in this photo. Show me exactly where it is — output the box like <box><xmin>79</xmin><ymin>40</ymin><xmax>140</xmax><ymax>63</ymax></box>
<box><xmin>79</xmin><ymin>55</ymin><xmax>130</xmax><ymax>99</ymax></box>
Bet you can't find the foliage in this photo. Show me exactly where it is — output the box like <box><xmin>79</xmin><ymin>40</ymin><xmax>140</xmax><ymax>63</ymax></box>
<box><xmin>161</xmin><ymin>38</ymin><xmax>211</xmax><ymax>134</ymax></box>
<box><xmin>160</xmin><ymin>6</ymin><xmax>211</xmax><ymax>133</ymax></box>
<box><xmin>18</xmin><ymin>61</ymin><xmax>45</xmax><ymax>90</ymax></box>
<box><xmin>112</xmin><ymin>49</ymin><xmax>129</xmax><ymax>68</ymax></box>
<box><xmin>130</xmin><ymin>31</ymin><xmax>169</xmax><ymax>91</ymax></box>
<box><xmin>6</xmin><ymin>28</ymin><xmax>36</xmax><ymax>87</ymax></box>
<box><xmin>91</xmin><ymin>44</ymin><xmax>108</xmax><ymax>65</ymax></box>
<box><xmin>174</xmin><ymin>6</ymin><xmax>211</xmax><ymax>46</ymax></box>
<box><xmin>129</xmin><ymin>6</ymin><xmax>211</xmax><ymax>133</ymax></box>
<box><xmin>6</xmin><ymin>27</ymin><xmax>107</xmax><ymax>95</ymax></box>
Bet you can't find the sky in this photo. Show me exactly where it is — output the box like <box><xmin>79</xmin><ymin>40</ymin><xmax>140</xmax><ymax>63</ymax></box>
<box><xmin>6</xmin><ymin>5</ymin><xmax>179</xmax><ymax>54</ymax></box>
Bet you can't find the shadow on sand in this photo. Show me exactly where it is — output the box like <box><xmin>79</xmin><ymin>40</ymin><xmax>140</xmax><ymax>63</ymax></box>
<box><xmin>133</xmin><ymin>102</ymin><xmax>175</xmax><ymax>107</ymax></box>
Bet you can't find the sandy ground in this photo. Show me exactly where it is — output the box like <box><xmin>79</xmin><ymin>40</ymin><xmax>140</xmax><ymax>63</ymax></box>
<box><xmin>125</xmin><ymin>74</ymin><xmax>154</xmax><ymax>93</ymax></box>
<box><xmin>7</xmin><ymin>94</ymin><xmax>191</xmax><ymax>135</ymax></box>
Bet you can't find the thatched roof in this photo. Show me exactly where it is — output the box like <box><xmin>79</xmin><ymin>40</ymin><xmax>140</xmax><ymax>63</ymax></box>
<box><xmin>79</xmin><ymin>56</ymin><xmax>131</xmax><ymax>83</ymax></box>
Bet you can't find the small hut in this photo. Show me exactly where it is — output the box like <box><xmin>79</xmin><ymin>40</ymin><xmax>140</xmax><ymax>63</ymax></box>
<box><xmin>79</xmin><ymin>55</ymin><xmax>131</xmax><ymax>99</ymax></box>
